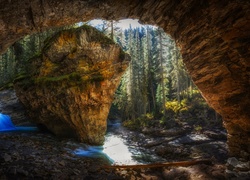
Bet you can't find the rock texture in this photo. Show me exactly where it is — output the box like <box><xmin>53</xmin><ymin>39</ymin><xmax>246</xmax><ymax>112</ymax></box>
<box><xmin>14</xmin><ymin>25</ymin><xmax>130</xmax><ymax>145</ymax></box>
<box><xmin>0</xmin><ymin>89</ymin><xmax>30</xmax><ymax>125</ymax></box>
<box><xmin>0</xmin><ymin>0</ymin><xmax>250</xmax><ymax>174</ymax></box>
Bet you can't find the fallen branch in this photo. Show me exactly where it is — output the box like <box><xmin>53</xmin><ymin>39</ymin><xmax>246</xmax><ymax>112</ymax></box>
<box><xmin>103</xmin><ymin>159</ymin><xmax>212</xmax><ymax>169</ymax></box>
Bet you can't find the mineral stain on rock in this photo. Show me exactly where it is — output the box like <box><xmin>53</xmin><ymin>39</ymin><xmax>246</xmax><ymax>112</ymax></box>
<box><xmin>14</xmin><ymin>25</ymin><xmax>130</xmax><ymax>145</ymax></box>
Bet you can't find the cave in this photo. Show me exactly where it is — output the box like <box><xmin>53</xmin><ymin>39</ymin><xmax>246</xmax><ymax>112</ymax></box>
<box><xmin>0</xmin><ymin>0</ymin><xmax>249</xmax><ymax>176</ymax></box>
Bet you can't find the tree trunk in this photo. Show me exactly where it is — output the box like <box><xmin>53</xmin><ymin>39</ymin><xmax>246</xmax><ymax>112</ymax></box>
<box><xmin>159</xmin><ymin>28</ymin><xmax>166</xmax><ymax>116</ymax></box>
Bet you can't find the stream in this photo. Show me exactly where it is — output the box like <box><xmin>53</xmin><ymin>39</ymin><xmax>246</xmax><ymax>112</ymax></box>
<box><xmin>0</xmin><ymin>113</ymin><xmax>164</xmax><ymax>165</ymax></box>
<box><xmin>70</xmin><ymin>119</ymin><xmax>165</xmax><ymax>165</ymax></box>
<box><xmin>0</xmin><ymin>90</ymin><xmax>228</xmax><ymax>179</ymax></box>
<box><xmin>0</xmin><ymin>112</ymin><xmax>228</xmax><ymax>167</ymax></box>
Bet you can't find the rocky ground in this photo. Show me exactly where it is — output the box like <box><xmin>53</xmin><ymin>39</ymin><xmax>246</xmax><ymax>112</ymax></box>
<box><xmin>0</xmin><ymin>89</ymin><xmax>228</xmax><ymax>179</ymax></box>
<box><xmin>128</xmin><ymin>126</ymin><xmax>228</xmax><ymax>164</ymax></box>
<box><xmin>0</xmin><ymin>130</ymin><xmax>227</xmax><ymax>179</ymax></box>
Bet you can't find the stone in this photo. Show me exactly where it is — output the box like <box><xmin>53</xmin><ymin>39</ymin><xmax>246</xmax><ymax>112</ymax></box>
<box><xmin>227</xmin><ymin>157</ymin><xmax>250</xmax><ymax>178</ymax></box>
<box><xmin>235</xmin><ymin>162</ymin><xmax>250</xmax><ymax>172</ymax></box>
<box><xmin>14</xmin><ymin>25</ymin><xmax>130</xmax><ymax>145</ymax></box>
<box><xmin>227</xmin><ymin>157</ymin><xmax>239</xmax><ymax>167</ymax></box>
<box><xmin>120</xmin><ymin>170</ymin><xmax>128</xmax><ymax>175</ymax></box>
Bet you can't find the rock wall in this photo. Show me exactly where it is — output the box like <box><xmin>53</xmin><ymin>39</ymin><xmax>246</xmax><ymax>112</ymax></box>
<box><xmin>0</xmin><ymin>0</ymin><xmax>250</xmax><ymax>176</ymax></box>
<box><xmin>14</xmin><ymin>25</ymin><xmax>130</xmax><ymax>145</ymax></box>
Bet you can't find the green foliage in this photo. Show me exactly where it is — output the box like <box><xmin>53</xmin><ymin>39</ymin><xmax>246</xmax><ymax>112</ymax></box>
<box><xmin>0</xmin><ymin>82</ymin><xmax>14</xmax><ymax>90</ymax></box>
<box><xmin>119</xmin><ymin>50</ymin><xmax>126</xmax><ymax>60</ymax></box>
<box><xmin>165</xmin><ymin>99</ymin><xmax>188</xmax><ymax>114</ymax></box>
<box><xmin>0</xmin><ymin>20</ymin><xmax>222</xmax><ymax>132</ymax></box>
<box><xmin>123</xmin><ymin>113</ymin><xmax>155</xmax><ymax>130</ymax></box>
<box><xmin>194</xmin><ymin>125</ymin><xmax>203</xmax><ymax>132</ymax></box>
<box><xmin>0</xmin><ymin>25</ymin><xmax>75</xmax><ymax>87</ymax></box>
<box><xmin>14</xmin><ymin>76</ymin><xmax>35</xmax><ymax>91</ymax></box>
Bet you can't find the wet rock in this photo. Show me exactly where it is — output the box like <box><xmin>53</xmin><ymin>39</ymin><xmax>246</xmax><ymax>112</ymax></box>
<box><xmin>142</xmin><ymin>127</ymin><xmax>190</xmax><ymax>137</ymax></box>
<box><xmin>143</xmin><ymin>139</ymin><xmax>164</xmax><ymax>148</ymax></box>
<box><xmin>169</xmin><ymin>133</ymin><xmax>211</xmax><ymax>145</ymax></box>
<box><xmin>227</xmin><ymin>157</ymin><xmax>239</xmax><ymax>167</ymax></box>
<box><xmin>0</xmin><ymin>90</ymin><xmax>30</xmax><ymax>125</ymax></box>
<box><xmin>190</xmin><ymin>141</ymin><xmax>228</xmax><ymax>163</ymax></box>
<box><xmin>203</xmin><ymin>130</ymin><xmax>227</xmax><ymax>140</ymax></box>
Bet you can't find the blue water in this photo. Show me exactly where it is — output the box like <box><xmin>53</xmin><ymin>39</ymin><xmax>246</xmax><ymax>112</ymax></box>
<box><xmin>0</xmin><ymin>113</ymin><xmax>38</xmax><ymax>132</ymax></box>
<box><xmin>73</xmin><ymin>121</ymin><xmax>141</xmax><ymax>165</ymax></box>
<box><xmin>74</xmin><ymin>145</ymin><xmax>114</xmax><ymax>163</ymax></box>
<box><xmin>0</xmin><ymin>115</ymin><xmax>159</xmax><ymax>165</ymax></box>
<box><xmin>0</xmin><ymin>113</ymin><xmax>16</xmax><ymax>131</ymax></box>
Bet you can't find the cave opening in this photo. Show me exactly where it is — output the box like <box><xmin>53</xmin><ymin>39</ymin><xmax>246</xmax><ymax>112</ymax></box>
<box><xmin>0</xmin><ymin>18</ymin><xmax>227</xmax><ymax>164</ymax></box>
<box><xmin>0</xmin><ymin>0</ymin><xmax>249</xmax><ymax>178</ymax></box>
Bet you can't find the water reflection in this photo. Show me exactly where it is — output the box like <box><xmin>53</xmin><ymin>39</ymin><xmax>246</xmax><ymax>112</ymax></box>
<box><xmin>73</xmin><ymin>120</ymin><xmax>140</xmax><ymax>165</ymax></box>
<box><xmin>73</xmin><ymin>120</ymin><xmax>167</xmax><ymax>165</ymax></box>
<box><xmin>103</xmin><ymin>133</ymin><xmax>138</xmax><ymax>165</ymax></box>
<box><xmin>72</xmin><ymin>132</ymin><xmax>138</xmax><ymax>165</ymax></box>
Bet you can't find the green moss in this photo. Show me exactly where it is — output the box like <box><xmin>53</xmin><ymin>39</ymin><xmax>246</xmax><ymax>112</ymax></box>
<box><xmin>90</xmin><ymin>73</ymin><xmax>104</xmax><ymax>82</ymax></box>
<box><xmin>34</xmin><ymin>73</ymin><xmax>79</xmax><ymax>85</ymax></box>
<box><xmin>14</xmin><ymin>77</ymin><xmax>35</xmax><ymax>91</ymax></box>
<box><xmin>69</xmin><ymin>73</ymin><xmax>82</xmax><ymax>81</ymax></box>
<box><xmin>33</xmin><ymin>72</ymin><xmax>99</xmax><ymax>90</ymax></box>
<box><xmin>42</xmin><ymin>32</ymin><xmax>61</xmax><ymax>52</ymax></box>
<box><xmin>119</xmin><ymin>50</ymin><xmax>126</xmax><ymax>60</ymax></box>
<box><xmin>14</xmin><ymin>73</ymin><xmax>30</xmax><ymax>83</ymax></box>
<box><xmin>14</xmin><ymin>70</ymin><xmax>106</xmax><ymax>93</ymax></box>
<box><xmin>0</xmin><ymin>82</ymin><xmax>14</xmax><ymax>91</ymax></box>
<box><xmin>42</xmin><ymin>24</ymin><xmax>115</xmax><ymax>54</ymax></box>
<box><xmin>12</xmin><ymin>25</ymin><xmax>116</xmax><ymax>92</ymax></box>
<box><xmin>80</xmin><ymin>24</ymin><xmax>92</xmax><ymax>30</ymax></box>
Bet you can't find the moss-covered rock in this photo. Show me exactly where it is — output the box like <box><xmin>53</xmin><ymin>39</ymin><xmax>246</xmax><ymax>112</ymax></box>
<box><xmin>14</xmin><ymin>25</ymin><xmax>130</xmax><ymax>145</ymax></box>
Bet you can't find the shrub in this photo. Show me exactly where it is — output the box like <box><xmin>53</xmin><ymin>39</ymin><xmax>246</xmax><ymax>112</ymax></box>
<box><xmin>123</xmin><ymin>113</ymin><xmax>155</xmax><ymax>131</ymax></box>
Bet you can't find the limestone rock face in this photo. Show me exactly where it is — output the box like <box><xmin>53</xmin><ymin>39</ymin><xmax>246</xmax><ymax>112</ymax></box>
<box><xmin>14</xmin><ymin>26</ymin><xmax>130</xmax><ymax>145</ymax></box>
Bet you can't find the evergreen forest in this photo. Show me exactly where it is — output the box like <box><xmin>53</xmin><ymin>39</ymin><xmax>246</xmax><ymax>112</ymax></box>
<box><xmin>0</xmin><ymin>20</ymin><xmax>222</xmax><ymax>131</ymax></box>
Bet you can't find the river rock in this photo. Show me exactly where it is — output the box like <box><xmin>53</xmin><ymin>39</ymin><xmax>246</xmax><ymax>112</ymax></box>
<box><xmin>14</xmin><ymin>25</ymin><xmax>130</xmax><ymax>145</ymax></box>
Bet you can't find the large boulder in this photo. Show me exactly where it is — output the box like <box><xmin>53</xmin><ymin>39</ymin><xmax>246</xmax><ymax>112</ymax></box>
<box><xmin>14</xmin><ymin>25</ymin><xmax>130</xmax><ymax>145</ymax></box>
